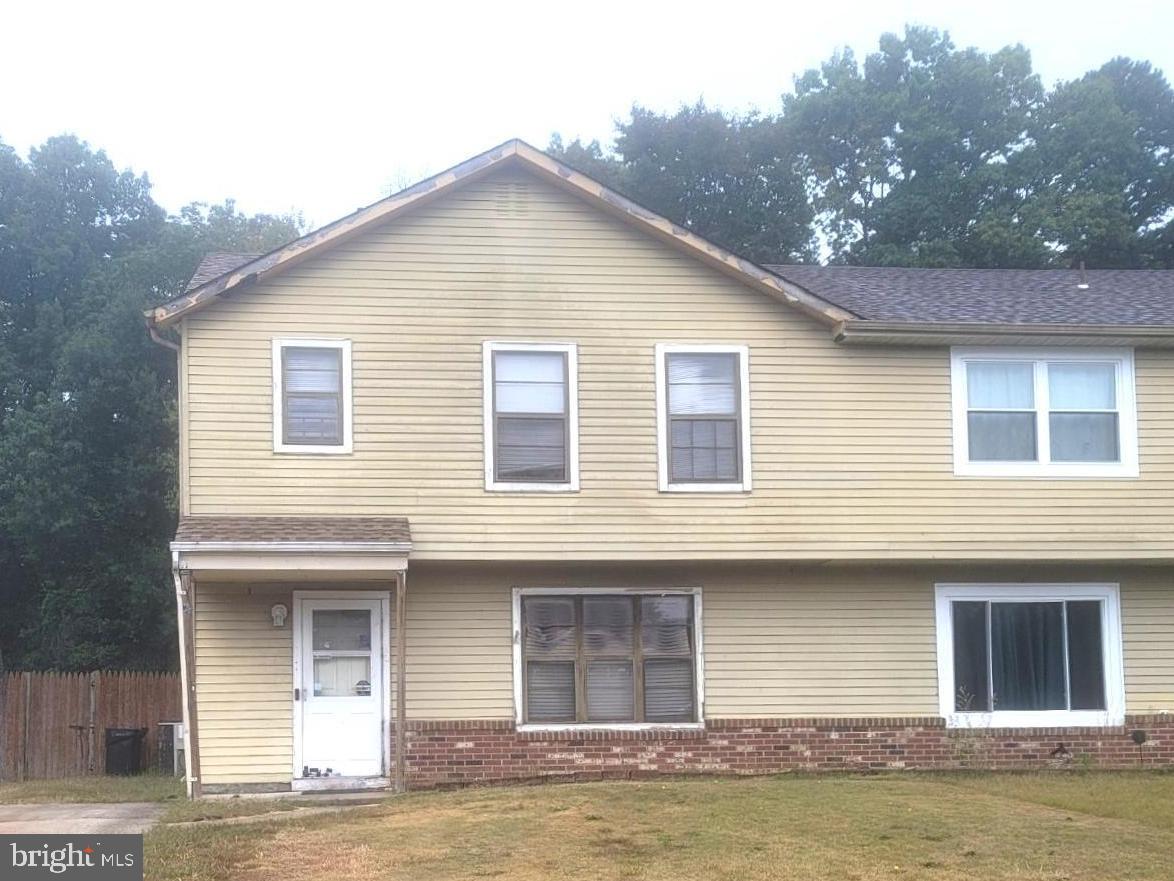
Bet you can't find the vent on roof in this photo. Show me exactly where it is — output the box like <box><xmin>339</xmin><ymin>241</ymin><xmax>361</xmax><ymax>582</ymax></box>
<box><xmin>1077</xmin><ymin>261</ymin><xmax>1090</xmax><ymax>291</ymax></box>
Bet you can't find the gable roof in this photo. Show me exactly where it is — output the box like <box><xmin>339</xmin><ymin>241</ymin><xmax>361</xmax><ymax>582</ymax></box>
<box><xmin>148</xmin><ymin>139</ymin><xmax>854</xmax><ymax>329</ymax></box>
<box><xmin>768</xmin><ymin>265</ymin><xmax>1174</xmax><ymax>326</ymax></box>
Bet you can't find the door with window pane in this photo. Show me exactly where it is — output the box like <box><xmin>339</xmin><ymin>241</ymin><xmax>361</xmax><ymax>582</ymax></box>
<box><xmin>521</xmin><ymin>594</ymin><xmax>697</xmax><ymax>724</ymax></box>
<box><xmin>298</xmin><ymin>597</ymin><xmax>385</xmax><ymax>778</ymax></box>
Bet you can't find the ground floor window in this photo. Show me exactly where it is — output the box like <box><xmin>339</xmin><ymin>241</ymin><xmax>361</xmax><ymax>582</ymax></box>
<box><xmin>934</xmin><ymin>583</ymin><xmax>1124</xmax><ymax>727</ymax></box>
<box><xmin>515</xmin><ymin>590</ymin><xmax>701</xmax><ymax>726</ymax></box>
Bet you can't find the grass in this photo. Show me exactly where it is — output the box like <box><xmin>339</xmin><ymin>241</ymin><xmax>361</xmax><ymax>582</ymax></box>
<box><xmin>0</xmin><ymin>773</ymin><xmax>184</xmax><ymax>804</ymax></box>
<box><xmin>143</xmin><ymin>771</ymin><xmax>1174</xmax><ymax>881</ymax></box>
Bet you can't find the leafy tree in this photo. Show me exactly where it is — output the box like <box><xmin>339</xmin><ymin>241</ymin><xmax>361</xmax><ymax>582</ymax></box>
<box><xmin>552</xmin><ymin>103</ymin><xmax>814</xmax><ymax>263</ymax></box>
<box><xmin>1024</xmin><ymin>58</ymin><xmax>1174</xmax><ymax>268</ymax></box>
<box><xmin>0</xmin><ymin>134</ymin><xmax>300</xmax><ymax>670</ymax></box>
<box><xmin>783</xmin><ymin>26</ymin><xmax>1048</xmax><ymax>266</ymax></box>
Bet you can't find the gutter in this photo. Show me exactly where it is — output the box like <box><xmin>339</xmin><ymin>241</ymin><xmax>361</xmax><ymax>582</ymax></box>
<box><xmin>833</xmin><ymin>319</ymin><xmax>1174</xmax><ymax>348</ymax></box>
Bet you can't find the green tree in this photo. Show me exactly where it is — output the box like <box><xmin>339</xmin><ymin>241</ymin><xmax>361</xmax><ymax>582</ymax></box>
<box><xmin>783</xmin><ymin>26</ymin><xmax>1048</xmax><ymax>266</ymax></box>
<box><xmin>552</xmin><ymin>103</ymin><xmax>814</xmax><ymax>263</ymax></box>
<box><xmin>1024</xmin><ymin>58</ymin><xmax>1174</xmax><ymax>268</ymax></box>
<box><xmin>0</xmin><ymin>134</ymin><xmax>300</xmax><ymax>670</ymax></box>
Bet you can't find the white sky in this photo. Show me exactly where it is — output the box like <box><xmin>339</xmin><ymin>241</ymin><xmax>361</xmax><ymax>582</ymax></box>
<box><xmin>3</xmin><ymin>0</ymin><xmax>1170</xmax><ymax>227</ymax></box>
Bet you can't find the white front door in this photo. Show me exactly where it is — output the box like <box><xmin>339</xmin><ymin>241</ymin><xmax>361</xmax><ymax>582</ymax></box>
<box><xmin>295</xmin><ymin>595</ymin><xmax>386</xmax><ymax>779</ymax></box>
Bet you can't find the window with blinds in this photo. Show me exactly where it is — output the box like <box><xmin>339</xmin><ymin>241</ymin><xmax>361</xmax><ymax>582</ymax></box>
<box><xmin>521</xmin><ymin>594</ymin><xmax>698</xmax><ymax>725</ymax></box>
<box><xmin>666</xmin><ymin>352</ymin><xmax>741</xmax><ymax>483</ymax></box>
<box><xmin>484</xmin><ymin>342</ymin><xmax>578</xmax><ymax>489</ymax></box>
<box><xmin>281</xmin><ymin>346</ymin><xmax>344</xmax><ymax>445</ymax></box>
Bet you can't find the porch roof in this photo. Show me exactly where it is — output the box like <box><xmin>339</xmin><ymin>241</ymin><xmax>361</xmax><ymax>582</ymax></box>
<box><xmin>174</xmin><ymin>516</ymin><xmax>411</xmax><ymax>549</ymax></box>
<box><xmin>172</xmin><ymin>516</ymin><xmax>411</xmax><ymax>579</ymax></box>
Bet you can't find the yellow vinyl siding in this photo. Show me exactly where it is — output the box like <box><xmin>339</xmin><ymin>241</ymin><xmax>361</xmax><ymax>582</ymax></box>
<box><xmin>1121</xmin><ymin>570</ymin><xmax>1174</xmax><ymax>712</ymax></box>
<box><xmin>195</xmin><ymin>584</ymin><xmax>293</xmax><ymax>784</ymax></box>
<box><xmin>182</xmin><ymin>167</ymin><xmax>1174</xmax><ymax>561</ymax></box>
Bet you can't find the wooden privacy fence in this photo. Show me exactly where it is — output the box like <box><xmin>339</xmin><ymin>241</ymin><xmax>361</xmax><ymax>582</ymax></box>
<box><xmin>1</xmin><ymin>671</ymin><xmax>181</xmax><ymax>780</ymax></box>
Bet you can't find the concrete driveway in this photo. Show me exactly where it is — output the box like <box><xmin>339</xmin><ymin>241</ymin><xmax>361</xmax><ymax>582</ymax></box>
<box><xmin>0</xmin><ymin>802</ymin><xmax>162</xmax><ymax>834</ymax></box>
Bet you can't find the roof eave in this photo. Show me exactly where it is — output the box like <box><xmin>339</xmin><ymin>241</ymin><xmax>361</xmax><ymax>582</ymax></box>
<box><xmin>834</xmin><ymin>320</ymin><xmax>1174</xmax><ymax>348</ymax></box>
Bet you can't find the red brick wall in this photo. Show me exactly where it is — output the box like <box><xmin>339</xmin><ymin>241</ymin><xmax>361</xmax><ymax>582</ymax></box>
<box><xmin>404</xmin><ymin>716</ymin><xmax>1174</xmax><ymax>788</ymax></box>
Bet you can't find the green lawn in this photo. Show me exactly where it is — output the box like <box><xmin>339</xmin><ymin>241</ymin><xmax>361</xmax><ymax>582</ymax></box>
<box><xmin>0</xmin><ymin>773</ymin><xmax>184</xmax><ymax>804</ymax></box>
<box><xmin>144</xmin><ymin>772</ymin><xmax>1174</xmax><ymax>881</ymax></box>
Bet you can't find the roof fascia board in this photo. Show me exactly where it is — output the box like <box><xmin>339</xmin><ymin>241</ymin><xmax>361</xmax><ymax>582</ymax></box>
<box><xmin>834</xmin><ymin>320</ymin><xmax>1174</xmax><ymax>348</ymax></box>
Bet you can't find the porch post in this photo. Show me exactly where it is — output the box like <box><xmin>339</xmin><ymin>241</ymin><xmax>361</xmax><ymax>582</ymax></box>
<box><xmin>394</xmin><ymin>570</ymin><xmax>408</xmax><ymax>792</ymax></box>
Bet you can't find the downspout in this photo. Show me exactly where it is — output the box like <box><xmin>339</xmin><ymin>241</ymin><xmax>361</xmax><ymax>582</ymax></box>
<box><xmin>152</xmin><ymin>318</ymin><xmax>198</xmax><ymax>795</ymax></box>
<box><xmin>395</xmin><ymin>570</ymin><xmax>408</xmax><ymax>792</ymax></box>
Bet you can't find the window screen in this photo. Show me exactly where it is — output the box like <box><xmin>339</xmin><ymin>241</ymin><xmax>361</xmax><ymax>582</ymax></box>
<box><xmin>951</xmin><ymin>599</ymin><xmax>1106</xmax><ymax>714</ymax></box>
<box><xmin>282</xmin><ymin>346</ymin><xmax>344</xmax><ymax>445</ymax></box>
<box><xmin>521</xmin><ymin>594</ymin><xmax>697</xmax><ymax>724</ymax></box>
<box><xmin>666</xmin><ymin>352</ymin><xmax>740</xmax><ymax>482</ymax></box>
<box><xmin>493</xmin><ymin>351</ymin><xmax>568</xmax><ymax>482</ymax></box>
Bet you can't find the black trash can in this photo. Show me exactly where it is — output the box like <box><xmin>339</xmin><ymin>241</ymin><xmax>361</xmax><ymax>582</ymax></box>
<box><xmin>105</xmin><ymin>727</ymin><xmax>147</xmax><ymax>775</ymax></box>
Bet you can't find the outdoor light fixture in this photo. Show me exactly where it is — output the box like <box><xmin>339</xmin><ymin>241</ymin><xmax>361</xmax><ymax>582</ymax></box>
<box><xmin>271</xmin><ymin>603</ymin><xmax>288</xmax><ymax>628</ymax></box>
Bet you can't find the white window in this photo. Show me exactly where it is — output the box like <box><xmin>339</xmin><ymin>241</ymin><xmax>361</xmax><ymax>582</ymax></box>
<box><xmin>655</xmin><ymin>344</ymin><xmax>752</xmax><ymax>492</ymax></box>
<box><xmin>272</xmin><ymin>338</ymin><xmax>353</xmax><ymax>454</ymax></box>
<box><xmin>934</xmin><ymin>583</ymin><xmax>1124</xmax><ymax>728</ymax></box>
<box><xmin>511</xmin><ymin>588</ymin><xmax>705</xmax><ymax>731</ymax></box>
<box><xmin>950</xmin><ymin>347</ymin><xmax>1137</xmax><ymax>477</ymax></box>
<box><xmin>483</xmin><ymin>342</ymin><xmax>579</xmax><ymax>492</ymax></box>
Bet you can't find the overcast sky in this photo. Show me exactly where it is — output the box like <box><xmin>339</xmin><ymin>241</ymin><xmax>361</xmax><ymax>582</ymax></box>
<box><xmin>3</xmin><ymin>0</ymin><xmax>1170</xmax><ymax>227</ymax></box>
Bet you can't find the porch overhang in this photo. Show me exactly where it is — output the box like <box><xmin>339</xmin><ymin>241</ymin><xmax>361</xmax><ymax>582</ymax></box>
<box><xmin>171</xmin><ymin>516</ymin><xmax>411</xmax><ymax>580</ymax></box>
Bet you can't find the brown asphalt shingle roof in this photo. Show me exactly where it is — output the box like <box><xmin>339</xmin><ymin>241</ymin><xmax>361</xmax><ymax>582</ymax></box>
<box><xmin>186</xmin><ymin>253</ymin><xmax>261</xmax><ymax>292</ymax></box>
<box><xmin>174</xmin><ymin>516</ymin><xmax>411</xmax><ymax>545</ymax></box>
<box><xmin>767</xmin><ymin>265</ymin><xmax>1174</xmax><ymax>326</ymax></box>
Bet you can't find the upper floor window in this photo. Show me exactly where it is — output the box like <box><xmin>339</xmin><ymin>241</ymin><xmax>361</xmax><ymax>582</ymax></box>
<box><xmin>950</xmin><ymin>348</ymin><xmax>1137</xmax><ymax>478</ymax></box>
<box><xmin>272</xmin><ymin>338</ymin><xmax>353</xmax><ymax>454</ymax></box>
<box><xmin>655</xmin><ymin>344</ymin><xmax>752</xmax><ymax>492</ymax></box>
<box><xmin>483</xmin><ymin>342</ymin><xmax>579</xmax><ymax>492</ymax></box>
<box><xmin>935</xmin><ymin>583</ymin><xmax>1124</xmax><ymax>728</ymax></box>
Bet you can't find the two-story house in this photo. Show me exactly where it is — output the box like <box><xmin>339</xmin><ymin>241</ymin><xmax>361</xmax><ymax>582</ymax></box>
<box><xmin>148</xmin><ymin>140</ymin><xmax>1174</xmax><ymax>797</ymax></box>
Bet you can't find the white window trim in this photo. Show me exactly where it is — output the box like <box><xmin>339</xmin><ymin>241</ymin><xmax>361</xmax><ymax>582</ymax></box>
<box><xmin>949</xmin><ymin>346</ymin><xmax>1138</xmax><ymax>478</ymax></box>
<box><xmin>511</xmin><ymin>586</ymin><xmax>706</xmax><ymax>732</ymax></box>
<box><xmin>483</xmin><ymin>341</ymin><xmax>580</xmax><ymax>492</ymax></box>
<box><xmin>655</xmin><ymin>343</ymin><xmax>752</xmax><ymax>492</ymax></box>
<box><xmin>934</xmin><ymin>582</ymin><xmax>1125</xmax><ymax>729</ymax></box>
<box><xmin>272</xmin><ymin>338</ymin><xmax>353</xmax><ymax>454</ymax></box>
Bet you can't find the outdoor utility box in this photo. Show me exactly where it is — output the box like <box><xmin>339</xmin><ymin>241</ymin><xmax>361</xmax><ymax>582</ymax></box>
<box><xmin>105</xmin><ymin>727</ymin><xmax>147</xmax><ymax>775</ymax></box>
<box><xmin>157</xmin><ymin>720</ymin><xmax>185</xmax><ymax>776</ymax></box>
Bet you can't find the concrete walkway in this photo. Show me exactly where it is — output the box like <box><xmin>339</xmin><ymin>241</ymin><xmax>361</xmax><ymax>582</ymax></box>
<box><xmin>0</xmin><ymin>802</ymin><xmax>162</xmax><ymax>834</ymax></box>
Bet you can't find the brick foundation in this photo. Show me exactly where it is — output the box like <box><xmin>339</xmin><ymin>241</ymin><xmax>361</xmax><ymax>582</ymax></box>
<box><xmin>404</xmin><ymin>715</ymin><xmax>1174</xmax><ymax>788</ymax></box>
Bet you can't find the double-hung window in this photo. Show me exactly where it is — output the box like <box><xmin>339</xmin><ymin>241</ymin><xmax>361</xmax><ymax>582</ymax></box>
<box><xmin>655</xmin><ymin>344</ymin><xmax>752</xmax><ymax>491</ymax></box>
<box><xmin>934</xmin><ymin>583</ymin><xmax>1124</xmax><ymax>727</ymax></box>
<box><xmin>950</xmin><ymin>348</ymin><xmax>1137</xmax><ymax>477</ymax></box>
<box><xmin>272</xmin><ymin>339</ymin><xmax>353</xmax><ymax>453</ymax></box>
<box><xmin>515</xmin><ymin>590</ymin><xmax>702</xmax><ymax>728</ymax></box>
<box><xmin>483</xmin><ymin>342</ymin><xmax>579</xmax><ymax>491</ymax></box>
